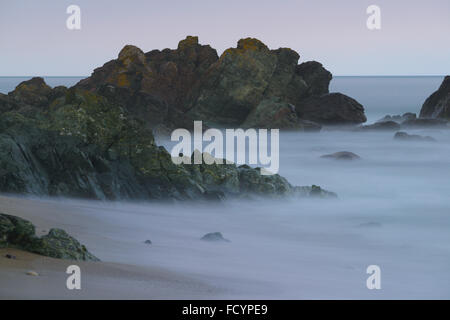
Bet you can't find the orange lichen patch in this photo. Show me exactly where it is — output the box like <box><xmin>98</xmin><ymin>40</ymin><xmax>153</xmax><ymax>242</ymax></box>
<box><xmin>220</xmin><ymin>38</ymin><xmax>270</xmax><ymax>61</ymax></box>
<box><xmin>118</xmin><ymin>45</ymin><xmax>145</xmax><ymax>67</ymax></box>
<box><xmin>116</xmin><ymin>73</ymin><xmax>131</xmax><ymax>87</ymax></box>
<box><xmin>237</xmin><ymin>38</ymin><xmax>268</xmax><ymax>51</ymax></box>
<box><xmin>177</xmin><ymin>36</ymin><xmax>199</xmax><ymax>50</ymax></box>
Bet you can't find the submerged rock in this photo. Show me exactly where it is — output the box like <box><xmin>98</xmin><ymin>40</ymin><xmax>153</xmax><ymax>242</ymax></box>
<box><xmin>320</xmin><ymin>151</ymin><xmax>361</xmax><ymax>161</ymax></box>
<box><xmin>201</xmin><ymin>232</ymin><xmax>230</xmax><ymax>242</ymax></box>
<box><xmin>420</xmin><ymin>76</ymin><xmax>450</xmax><ymax>119</ymax></box>
<box><xmin>394</xmin><ymin>131</ymin><xmax>436</xmax><ymax>142</ymax></box>
<box><xmin>0</xmin><ymin>213</ymin><xmax>99</xmax><ymax>261</ymax></box>
<box><xmin>359</xmin><ymin>121</ymin><xmax>401</xmax><ymax>131</ymax></box>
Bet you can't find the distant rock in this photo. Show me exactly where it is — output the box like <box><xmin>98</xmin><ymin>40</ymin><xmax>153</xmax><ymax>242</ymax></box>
<box><xmin>201</xmin><ymin>232</ymin><xmax>230</xmax><ymax>242</ymax></box>
<box><xmin>26</xmin><ymin>270</ymin><xmax>39</xmax><ymax>276</ymax></box>
<box><xmin>0</xmin><ymin>213</ymin><xmax>99</xmax><ymax>261</ymax></box>
<box><xmin>359</xmin><ymin>120</ymin><xmax>401</xmax><ymax>131</ymax></box>
<box><xmin>144</xmin><ymin>240</ymin><xmax>152</xmax><ymax>245</ymax></box>
<box><xmin>394</xmin><ymin>131</ymin><xmax>436</xmax><ymax>142</ymax></box>
<box><xmin>5</xmin><ymin>254</ymin><xmax>16</xmax><ymax>259</ymax></box>
<box><xmin>420</xmin><ymin>76</ymin><xmax>450</xmax><ymax>119</ymax></box>
<box><xmin>377</xmin><ymin>113</ymin><xmax>416</xmax><ymax>124</ymax></box>
<box><xmin>295</xmin><ymin>93</ymin><xmax>367</xmax><ymax>125</ymax></box>
<box><xmin>320</xmin><ymin>151</ymin><xmax>361</xmax><ymax>161</ymax></box>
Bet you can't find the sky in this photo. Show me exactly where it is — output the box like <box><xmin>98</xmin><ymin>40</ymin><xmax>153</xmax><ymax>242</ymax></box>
<box><xmin>0</xmin><ymin>0</ymin><xmax>449</xmax><ymax>76</ymax></box>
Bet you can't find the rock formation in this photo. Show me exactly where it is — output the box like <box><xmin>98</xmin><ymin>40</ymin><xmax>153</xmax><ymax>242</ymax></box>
<box><xmin>420</xmin><ymin>76</ymin><xmax>450</xmax><ymax>119</ymax></box>
<box><xmin>75</xmin><ymin>36</ymin><xmax>366</xmax><ymax>130</ymax></box>
<box><xmin>0</xmin><ymin>77</ymin><xmax>335</xmax><ymax>201</ymax></box>
<box><xmin>0</xmin><ymin>213</ymin><xmax>98</xmax><ymax>261</ymax></box>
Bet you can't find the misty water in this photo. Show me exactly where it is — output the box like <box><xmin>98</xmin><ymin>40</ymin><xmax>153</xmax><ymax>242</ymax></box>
<box><xmin>1</xmin><ymin>76</ymin><xmax>449</xmax><ymax>298</ymax></box>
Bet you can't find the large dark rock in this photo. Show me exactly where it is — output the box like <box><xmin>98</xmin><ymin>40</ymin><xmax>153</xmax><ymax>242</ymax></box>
<box><xmin>74</xmin><ymin>36</ymin><xmax>363</xmax><ymax>130</ymax></box>
<box><xmin>0</xmin><ymin>81</ymin><xmax>335</xmax><ymax>201</ymax></box>
<box><xmin>0</xmin><ymin>213</ymin><xmax>98</xmax><ymax>261</ymax></box>
<box><xmin>76</xmin><ymin>36</ymin><xmax>219</xmax><ymax>129</ymax></box>
<box><xmin>420</xmin><ymin>76</ymin><xmax>450</xmax><ymax>119</ymax></box>
<box><xmin>295</xmin><ymin>93</ymin><xmax>367</xmax><ymax>125</ymax></box>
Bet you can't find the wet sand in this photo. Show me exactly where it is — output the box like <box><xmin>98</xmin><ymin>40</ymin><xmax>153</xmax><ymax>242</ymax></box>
<box><xmin>0</xmin><ymin>195</ymin><xmax>219</xmax><ymax>299</ymax></box>
<box><xmin>0</xmin><ymin>248</ymin><xmax>217</xmax><ymax>299</ymax></box>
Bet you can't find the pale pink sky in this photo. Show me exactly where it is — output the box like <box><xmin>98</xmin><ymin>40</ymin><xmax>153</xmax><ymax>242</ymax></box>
<box><xmin>1</xmin><ymin>0</ymin><xmax>449</xmax><ymax>76</ymax></box>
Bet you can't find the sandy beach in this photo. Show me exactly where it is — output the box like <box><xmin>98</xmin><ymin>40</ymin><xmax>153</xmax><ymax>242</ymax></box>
<box><xmin>0</xmin><ymin>196</ymin><xmax>219</xmax><ymax>300</ymax></box>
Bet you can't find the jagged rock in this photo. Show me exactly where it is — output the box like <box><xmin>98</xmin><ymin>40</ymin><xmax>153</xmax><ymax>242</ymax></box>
<box><xmin>8</xmin><ymin>77</ymin><xmax>52</xmax><ymax>108</ymax></box>
<box><xmin>359</xmin><ymin>121</ymin><xmax>401</xmax><ymax>131</ymax></box>
<box><xmin>0</xmin><ymin>77</ymin><xmax>336</xmax><ymax>201</ymax></box>
<box><xmin>201</xmin><ymin>232</ymin><xmax>230</xmax><ymax>242</ymax></box>
<box><xmin>394</xmin><ymin>131</ymin><xmax>436</xmax><ymax>142</ymax></box>
<box><xmin>241</xmin><ymin>97</ymin><xmax>318</xmax><ymax>130</ymax></box>
<box><xmin>401</xmin><ymin>118</ymin><xmax>448</xmax><ymax>128</ymax></box>
<box><xmin>76</xmin><ymin>36</ymin><xmax>219</xmax><ymax>128</ymax></box>
<box><xmin>295</xmin><ymin>61</ymin><xmax>332</xmax><ymax>96</ymax></box>
<box><xmin>186</xmin><ymin>38</ymin><xmax>279</xmax><ymax>126</ymax></box>
<box><xmin>74</xmin><ymin>36</ymin><xmax>363</xmax><ymax>129</ymax></box>
<box><xmin>321</xmin><ymin>151</ymin><xmax>360</xmax><ymax>160</ymax></box>
<box><xmin>420</xmin><ymin>76</ymin><xmax>450</xmax><ymax>119</ymax></box>
<box><xmin>0</xmin><ymin>213</ymin><xmax>98</xmax><ymax>261</ymax></box>
<box><xmin>295</xmin><ymin>93</ymin><xmax>366</xmax><ymax>125</ymax></box>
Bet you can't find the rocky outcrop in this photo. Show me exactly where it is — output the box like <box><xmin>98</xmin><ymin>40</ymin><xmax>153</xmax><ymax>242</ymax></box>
<box><xmin>74</xmin><ymin>36</ymin><xmax>365</xmax><ymax>129</ymax></box>
<box><xmin>295</xmin><ymin>93</ymin><xmax>367</xmax><ymax>125</ymax></box>
<box><xmin>0</xmin><ymin>78</ymin><xmax>335</xmax><ymax>201</ymax></box>
<box><xmin>76</xmin><ymin>36</ymin><xmax>219</xmax><ymax>129</ymax></box>
<box><xmin>0</xmin><ymin>213</ymin><xmax>98</xmax><ymax>261</ymax></box>
<box><xmin>420</xmin><ymin>76</ymin><xmax>450</xmax><ymax>119</ymax></box>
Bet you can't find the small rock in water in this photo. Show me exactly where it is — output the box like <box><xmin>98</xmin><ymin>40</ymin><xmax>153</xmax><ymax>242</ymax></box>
<box><xmin>5</xmin><ymin>254</ymin><xmax>16</xmax><ymax>259</ymax></box>
<box><xmin>321</xmin><ymin>151</ymin><xmax>360</xmax><ymax>161</ymax></box>
<box><xmin>201</xmin><ymin>232</ymin><xmax>230</xmax><ymax>242</ymax></box>
<box><xmin>26</xmin><ymin>270</ymin><xmax>39</xmax><ymax>276</ymax></box>
<box><xmin>144</xmin><ymin>240</ymin><xmax>152</xmax><ymax>245</ymax></box>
